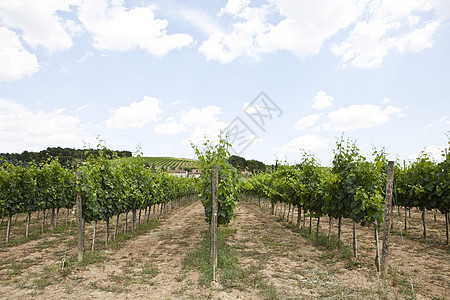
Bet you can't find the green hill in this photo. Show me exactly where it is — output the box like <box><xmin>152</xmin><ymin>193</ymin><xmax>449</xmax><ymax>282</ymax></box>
<box><xmin>117</xmin><ymin>156</ymin><xmax>199</xmax><ymax>170</ymax></box>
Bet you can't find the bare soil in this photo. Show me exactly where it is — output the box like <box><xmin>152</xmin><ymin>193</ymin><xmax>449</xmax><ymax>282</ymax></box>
<box><xmin>0</xmin><ymin>199</ymin><xmax>448</xmax><ymax>299</ymax></box>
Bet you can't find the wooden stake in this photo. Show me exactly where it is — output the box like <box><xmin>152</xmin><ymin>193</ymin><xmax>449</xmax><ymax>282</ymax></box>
<box><xmin>138</xmin><ymin>208</ymin><xmax>141</xmax><ymax>226</ymax></box>
<box><xmin>296</xmin><ymin>205</ymin><xmax>301</xmax><ymax>229</ymax></box>
<box><xmin>55</xmin><ymin>207</ymin><xmax>59</xmax><ymax>228</ymax></box>
<box><xmin>42</xmin><ymin>209</ymin><xmax>46</xmax><ymax>233</ymax></box>
<box><xmin>404</xmin><ymin>207</ymin><xmax>408</xmax><ymax>232</ymax></box>
<box><xmin>316</xmin><ymin>216</ymin><xmax>320</xmax><ymax>241</ymax></box>
<box><xmin>381</xmin><ymin>161</ymin><xmax>394</xmax><ymax>279</ymax></box>
<box><xmin>124</xmin><ymin>212</ymin><xmax>128</xmax><ymax>233</ymax></box>
<box><xmin>92</xmin><ymin>220</ymin><xmax>97</xmax><ymax>251</ymax></box>
<box><xmin>114</xmin><ymin>214</ymin><xmax>120</xmax><ymax>240</ymax></box>
<box><xmin>446</xmin><ymin>213</ymin><xmax>449</xmax><ymax>245</ymax></box>
<box><xmin>309</xmin><ymin>213</ymin><xmax>312</xmax><ymax>235</ymax></box>
<box><xmin>6</xmin><ymin>215</ymin><xmax>12</xmax><ymax>244</ymax></box>
<box><xmin>211</xmin><ymin>165</ymin><xmax>218</xmax><ymax>282</ymax></box>
<box><xmin>132</xmin><ymin>210</ymin><xmax>136</xmax><ymax>231</ymax></box>
<box><xmin>422</xmin><ymin>210</ymin><xmax>427</xmax><ymax>240</ymax></box>
<box><xmin>328</xmin><ymin>216</ymin><xmax>332</xmax><ymax>244</ymax></box>
<box><xmin>51</xmin><ymin>208</ymin><xmax>55</xmax><ymax>229</ymax></box>
<box><xmin>105</xmin><ymin>218</ymin><xmax>109</xmax><ymax>247</ymax></box>
<box><xmin>338</xmin><ymin>216</ymin><xmax>342</xmax><ymax>250</ymax></box>
<box><xmin>76</xmin><ymin>170</ymin><xmax>84</xmax><ymax>262</ymax></box>
<box><xmin>353</xmin><ymin>221</ymin><xmax>358</xmax><ymax>258</ymax></box>
<box><xmin>26</xmin><ymin>212</ymin><xmax>31</xmax><ymax>238</ymax></box>
<box><xmin>374</xmin><ymin>221</ymin><xmax>380</xmax><ymax>272</ymax></box>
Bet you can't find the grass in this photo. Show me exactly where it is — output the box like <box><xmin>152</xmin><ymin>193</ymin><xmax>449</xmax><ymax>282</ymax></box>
<box><xmin>391</xmin><ymin>267</ymin><xmax>415</xmax><ymax>298</ymax></box>
<box><xmin>183</xmin><ymin>227</ymin><xmax>278</xmax><ymax>300</ymax></box>
<box><xmin>33</xmin><ymin>266</ymin><xmax>53</xmax><ymax>290</ymax></box>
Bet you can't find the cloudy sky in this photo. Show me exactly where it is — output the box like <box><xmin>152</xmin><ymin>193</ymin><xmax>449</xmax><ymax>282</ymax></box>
<box><xmin>1</xmin><ymin>0</ymin><xmax>449</xmax><ymax>165</ymax></box>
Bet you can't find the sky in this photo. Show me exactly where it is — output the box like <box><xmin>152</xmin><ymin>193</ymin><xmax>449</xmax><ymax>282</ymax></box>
<box><xmin>0</xmin><ymin>0</ymin><xmax>449</xmax><ymax>166</ymax></box>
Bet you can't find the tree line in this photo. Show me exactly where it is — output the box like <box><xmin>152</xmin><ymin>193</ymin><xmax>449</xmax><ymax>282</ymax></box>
<box><xmin>1</xmin><ymin>147</ymin><xmax>132</xmax><ymax>168</ymax></box>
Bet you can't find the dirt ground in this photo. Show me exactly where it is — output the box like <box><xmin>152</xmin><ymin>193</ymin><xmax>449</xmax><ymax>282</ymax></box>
<box><xmin>0</xmin><ymin>199</ymin><xmax>448</xmax><ymax>299</ymax></box>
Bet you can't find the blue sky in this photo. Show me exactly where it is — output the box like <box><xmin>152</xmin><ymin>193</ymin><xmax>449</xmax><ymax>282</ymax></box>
<box><xmin>0</xmin><ymin>0</ymin><xmax>449</xmax><ymax>165</ymax></box>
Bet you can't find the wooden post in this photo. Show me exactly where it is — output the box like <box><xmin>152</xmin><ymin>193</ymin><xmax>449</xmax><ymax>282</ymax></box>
<box><xmin>76</xmin><ymin>170</ymin><xmax>84</xmax><ymax>262</ymax></box>
<box><xmin>353</xmin><ymin>221</ymin><xmax>357</xmax><ymax>258</ymax></box>
<box><xmin>446</xmin><ymin>213</ymin><xmax>449</xmax><ymax>245</ymax></box>
<box><xmin>5</xmin><ymin>215</ymin><xmax>12</xmax><ymax>244</ymax></box>
<box><xmin>92</xmin><ymin>220</ymin><xmax>97</xmax><ymax>251</ymax></box>
<box><xmin>114</xmin><ymin>214</ymin><xmax>120</xmax><ymax>240</ymax></box>
<box><xmin>337</xmin><ymin>216</ymin><xmax>342</xmax><ymax>250</ymax></box>
<box><xmin>374</xmin><ymin>221</ymin><xmax>380</xmax><ymax>272</ymax></box>
<box><xmin>328</xmin><ymin>216</ymin><xmax>332</xmax><ymax>244</ymax></box>
<box><xmin>381</xmin><ymin>161</ymin><xmax>394</xmax><ymax>279</ymax></box>
<box><xmin>211</xmin><ymin>165</ymin><xmax>218</xmax><ymax>282</ymax></box>
<box><xmin>404</xmin><ymin>207</ymin><xmax>408</xmax><ymax>232</ymax></box>
<box><xmin>26</xmin><ymin>212</ymin><xmax>31</xmax><ymax>238</ymax></box>
<box><xmin>422</xmin><ymin>210</ymin><xmax>427</xmax><ymax>240</ymax></box>
<box><xmin>316</xmin><ymin>216</ymin><xmax>320</xmax><ymax>241</ymax></box>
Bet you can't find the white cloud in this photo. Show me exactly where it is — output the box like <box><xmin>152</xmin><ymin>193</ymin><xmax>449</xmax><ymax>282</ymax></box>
<box><xmin>77</xmin><ymin>0</ymin><xmax>193</xmax><ymax>56</ymax></box>
<box><xmin>199</xmin><ymin>0</ymin><xmax>445</xmax><ymax>67</ymax></box>
<box><xmin>154</xmin><ymin>105</ymin><xmax>228</xmax><ymax>146</ymax></box>
<box><xmin>331</xmin><ymin>1</ymin><xmax>441</xmax><ymax>68</ymax></box>
<box><xmin>323</xmin><ymin>104</ymin><xmax>407</xmax><ymax>131</ymax></box>
<box><xmin>440</xmin><ymin>116</ymin><xmax>450</xmax><ymax>125</ymax></box>
<box><xmin>170</xmin><ymin>5</ymin><xmax>221</xmax><ymax>36</ymax></box>
<box><xmin>295</xmin><ymin>114</ymin><xmax>322</xmax><ymax>131</ymax></box>
<box><xmin>75</xmin><ymin>104</ymin><xmax>92</xmax><ymax>111</ymax></box>
<box><xmin>199</xmin><ymin>0</ymin><xmax>364</xmax><ymax>63</ymax></box>
<box><xmin>105</xmin><ymin>96</ymin><xmax>163</xmax><ymax>129</ymax></box>
<box><xmin>312</xmin><ymin>91</ymin><xmax>334</xmax><ymax>110</ymax></box>
<box><xmin>259</xmin><ymin>0</ymin><xmax>363</xmax><ymax>57</ymax></box>
<box><xmin>199</xmin><ymin>3</ymin><xmax>270</xmax><ymax>63</ymax></box>
<box><xmin>276</xmin><ymin>135</ymin><xmax>330</xmax><ymax>153</ymax></box>
<box><xmin>0</xmin><ymin>27</ymin><xmax>39</xmax><ymax>81</ymax></box>
<box><xmin>0</xmin><ymin>0</ymin><xmax>79</xmax><ymax>52</ymax></box>
<box><xmin>77</xmin><ymin>51</ymin><xmax>95</xmax><ymax>63</ymax></box>
<box><xmin>170</xmin><ymin>100</ymin><xmax>186</xmax><ymax>106</ymax></box>
<box><xmin>0</xmin><ymin>98</ymin><xmax>85</xmax><ymax>152</ymax></box>
<box><xmin>154</xmin><ymin>117</ymin><xmax>185</xmax><ymax>135</ymax></box>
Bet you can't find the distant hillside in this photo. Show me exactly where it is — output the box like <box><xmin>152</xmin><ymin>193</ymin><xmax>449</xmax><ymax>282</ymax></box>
<box><xmin>117</xmin><ymin>157</ymin><xmax>200</xmax><ymax>170</ymax></box>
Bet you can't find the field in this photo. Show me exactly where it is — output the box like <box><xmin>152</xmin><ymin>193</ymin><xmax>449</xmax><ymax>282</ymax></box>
<box><xmin>117</xmin><ymin>157</ymin><xmax>200</xmax><ymax>170</ymax></box>
<box><xmin>0</xmin><ymin>198</ymin><xmax>448</xmax><ymax>299</ymax></box>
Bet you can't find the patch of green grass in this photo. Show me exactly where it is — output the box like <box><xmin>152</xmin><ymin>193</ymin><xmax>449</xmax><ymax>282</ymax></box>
<box><xmin>33</xmin><ymin>266</ymin><xmax>53</xmax><ymax>290</ymax></box>
<box><xmin>183</xmin><ymin>227</ymin><xmax>278</xmax><ymax>300</ymax></box>
<box><xmin>1</xmin><ymin>231</ymin><xmax>41</xmax><ymax>248</ymax></box>
<box><xmin>140</xmin><ymin>261</ymin><xmax>158</xmax><ymax>283</ymax></box>
<box><xmin>344</xmin><ymin>259</ymin><xmax>361</xmax><ymax>270</ymax></box>
<box><xmin>391</xmin><ymin>268</ymin><xmax>415</xmax><ymax>298</ymax></box>
<box><xmin>8</xmin><ymin>263</ymin><xmax>29</xmax><ymax>276</ymax></box>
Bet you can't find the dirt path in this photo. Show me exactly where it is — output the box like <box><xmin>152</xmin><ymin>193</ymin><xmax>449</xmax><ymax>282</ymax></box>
<box><xmin>231</xmin><ymin>200</ymin><xmax>449</xmax><ymax>300</ymax></box>
<box><xmin>1</xmin><ymin>200</ymin><xmax>448</xmax><ymax>299</ymax></box>
<box><xmin>0</xmin><ymin>201</ymin><xmax>209</xmax><ymax>299</ymax></box>
<box><xmin>225</xmin><ymin>203</ymin><xmax>389</xmax><ymax>299</ymax></box>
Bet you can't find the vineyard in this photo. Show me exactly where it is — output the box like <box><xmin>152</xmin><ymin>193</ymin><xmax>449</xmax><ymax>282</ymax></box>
<box><xmin>0</xmin><ymin>149</ymin><xmax>199</xmax><ymax>247</ymax></box>
<box><xmin>0</xmin><ymin>137</ymin><xmax>449</xmax><ymax>299</ymax></box>
<box><xmin>117</xmin><ymin>157</ymin><xmax>200</xmax><ymax>170</ymax></box>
